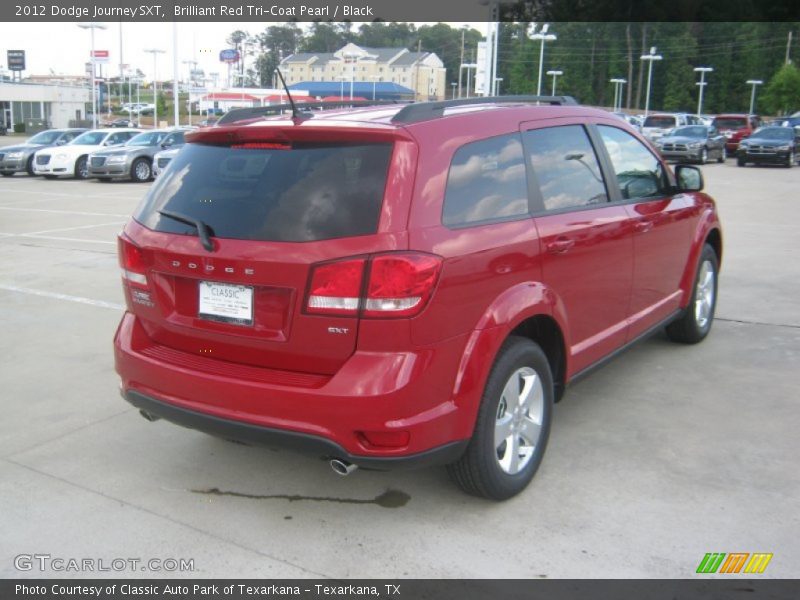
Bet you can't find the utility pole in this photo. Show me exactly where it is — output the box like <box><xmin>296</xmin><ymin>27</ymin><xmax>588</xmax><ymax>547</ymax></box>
<box><xmin>787</xmin><ymin>31</ymin><xmax>793</xmax><ymax>64</ymax></box>
<box><xmin>459</xmin><ymin>26</ymin><xmax>466</xmax><ymax>98</ymax></box>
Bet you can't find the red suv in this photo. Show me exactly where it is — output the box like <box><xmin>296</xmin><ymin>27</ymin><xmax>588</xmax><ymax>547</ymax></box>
<box><xmin>114</xmin><ymin>96</ymin><xmax>722</xmax><ymax>500</ymax></box>
<box><xmin>712</xmin><ymin>113</ymin><xmax>761</xmax><ymax>153</ymax></box>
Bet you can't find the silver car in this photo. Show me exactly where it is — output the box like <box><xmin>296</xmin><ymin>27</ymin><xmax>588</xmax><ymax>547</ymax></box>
<box><xmin>653</xmin><ymin>125</ymin><xmax>727</xmax><ymax>164</ymax></box>
<box><xmin>0</xmin><ymin>129</ymin><xmax>87</xmax><ymax>177</ymax></box>
<box><xmin>88</xmin><ymin>129</ymin><xmax>190</xmax><ymax>182</ymax></box>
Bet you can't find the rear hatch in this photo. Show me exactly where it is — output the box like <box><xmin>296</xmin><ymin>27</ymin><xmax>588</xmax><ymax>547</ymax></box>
<box><xmin>119</xmin><ymin>122</ymin><xmax>410</xmax><ymax>375</ymax></box>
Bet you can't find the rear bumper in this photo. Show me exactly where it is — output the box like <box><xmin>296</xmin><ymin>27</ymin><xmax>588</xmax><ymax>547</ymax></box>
<box><xmin>114</xmin><ymin>312</ymin><xmax>473</xmax><ymax>463</ymax></box>
<box><xmin>124</xmin><ymin>389</ymin><xmax>467</xmax><ymax>470</ymax></box>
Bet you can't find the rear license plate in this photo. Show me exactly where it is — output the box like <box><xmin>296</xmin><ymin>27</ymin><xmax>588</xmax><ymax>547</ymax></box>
<box><xmin>198</xmin><ymin>281</ymin><xmax>253</xmax><ymax>326</ymax></box>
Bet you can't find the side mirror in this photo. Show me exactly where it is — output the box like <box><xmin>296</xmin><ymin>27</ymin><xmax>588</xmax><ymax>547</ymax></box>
<box><xmin>56</xmin><ymin>139</ymin><xmax>67</xmax><ymax>145</ymax></box>
<box><xmin>675</xmin><ymin>165</ymin><xmax>704</xmax><ymax>192</ymax></box>
<box><xmin>161</xmin><ymin>139</ymin><xmax>173</xmax><ymax>149</ymax></box>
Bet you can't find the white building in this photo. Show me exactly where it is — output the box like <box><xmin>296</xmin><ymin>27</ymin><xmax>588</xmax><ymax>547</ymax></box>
<box><xmin>0</xmin><ymin>82</ymin><xmax>90</xmax><ymax>131</ymax></box>
<box><xmin>281</xmin><ymin>43</ymin><xmax>447</xmax><ymax>101</ymax></box>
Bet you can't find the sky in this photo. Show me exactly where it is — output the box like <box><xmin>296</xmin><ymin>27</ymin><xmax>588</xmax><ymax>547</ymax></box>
<box><xmin>0</xmin><ymin>21</ymin><xmax>489</xmax><ymax>84</ymax></box>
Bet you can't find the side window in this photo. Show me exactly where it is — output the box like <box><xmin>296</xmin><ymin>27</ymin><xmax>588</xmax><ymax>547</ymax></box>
<box><xmin>523</xmin><ymin>125</ymin><xmax>608</xmax><ymax>212</ymax></box>
<box><xmin>107</xmin><ymin>133</ymin><xmax>126</xmax><ymax>145</ymax></box>
<box><xmin>62</xmin><ymin>132</ymin><xmax>77</xmax><ymax>142</ymax></box>
<box><xmin>598</xmin><ymin>125</ymin><xmax>668</xmax><ymax>200</ymax></box>
<box><xmin>442</xmin><ymin>133</ymin><xmax>529</xmax><ymax>227</ymax></box>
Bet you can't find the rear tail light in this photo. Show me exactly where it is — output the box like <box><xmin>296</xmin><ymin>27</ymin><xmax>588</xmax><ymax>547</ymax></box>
<box><xmin>305</xmin><ymin>252</ymin><xmax>442</xmax><ymax>319</ymax></box>
<box><xmin>363</xmin><ymin>254</ymin><xmax>442</xmax><ymax>318</ymax></box>
<box><xmin>118</xmin><ymin>235</ymin><xmax>148</xmax><ymax>287</ymax></box>
<box><xmin>307</xmin><ymin>258</ymin><xmax>366</xmax><ymax>316</ymax></box>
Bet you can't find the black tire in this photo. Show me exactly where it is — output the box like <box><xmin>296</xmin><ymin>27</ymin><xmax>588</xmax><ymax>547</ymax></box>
<box><xmin>786</xmin><ymin>152</ymin><xmax>795</xmax><ymax>168</ymax></box>
<box><xmin>130</xmin><ymin>158</ymin><xmax>151</xmax><ymax>182</ymax></box>
<box><xmin>717</xmin><ymin>146</ymin><xmax>726</xmax><ymax>163</ymax></box>
<box><xmin>447</xmin><ymin>336</ymin><xmax>553</xmax><ymax>500</ymax></box>
<box><xmin>737</xmin><ymin>157</ymin><xmax>746</xmax><ymax>167</ymax></box>
<box><xmin>697</xmin><ymin>147</ymin><xmax>708</xmax><ymax>165</ymax></box>
<box><xmin>666</xmin><ymin>244</ymin><xmax>718</xmax><ymax>344</ymax></box>
<box><xmin>43</xmin><ymin>175</ymin><xmax>58</xmax><ymax>180</ymax></box>
<box><xmin>1</xmin><ymin>171</ymin><xmax>13</xmax><ymax>177</ymax></box>
<box><xmin>25</xmin><ymin>156</ymin><xmax>35</xmax><ymax>176</ymax></box>
<box><xmin>74</xmin><ymin>156</ymin><xmax>89</xmax><ymax>179</ymax></box>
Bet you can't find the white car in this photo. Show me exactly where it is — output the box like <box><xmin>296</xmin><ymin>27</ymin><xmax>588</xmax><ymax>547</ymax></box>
<box><xmin>33</xmin><ymin>128</ymin><xmax>140</xmax><ymax>179</ymax></box>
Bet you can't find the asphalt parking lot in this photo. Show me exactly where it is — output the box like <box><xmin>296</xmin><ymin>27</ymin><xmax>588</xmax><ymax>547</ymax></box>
<box><xmin>0</xmin><ymin>141</ymin><xmax>798</xmax><ymax>579</ymax></box>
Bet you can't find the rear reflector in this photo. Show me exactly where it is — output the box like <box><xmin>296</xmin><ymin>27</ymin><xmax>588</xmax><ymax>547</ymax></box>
<box><xmin>359</xmin><ymin>430</ymin><xmax>410</xmax><ymax>448</ymax></box>
<box><xmin>118</xmin><ymin>236</ymin><xmax>148</xmax><ymax>287</ymax></box>
<box><xmin>305</xmin><ymin>253</ymin><xmax>442</xmax><ymax>319</ymax></box>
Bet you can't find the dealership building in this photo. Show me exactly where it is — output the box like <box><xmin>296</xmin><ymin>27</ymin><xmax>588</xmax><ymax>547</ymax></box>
<box><xmin>0</xmin><ymin>81</ymin><xmax>90</xmax><ymax>131</ymax></box>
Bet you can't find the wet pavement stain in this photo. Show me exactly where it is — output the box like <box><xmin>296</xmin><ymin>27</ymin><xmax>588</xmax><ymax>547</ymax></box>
<box><xmin>191</xmin><ymin>487</ymin><xmax>410</xmax><ymax>508</ymax></box>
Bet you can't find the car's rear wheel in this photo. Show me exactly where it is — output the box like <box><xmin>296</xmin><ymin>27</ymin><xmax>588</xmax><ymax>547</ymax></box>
<box><xmin>786</xmin><ymin>152</ymin><xmax>795</xmax><ymax>168</ymax></box>
<box><xmin>447</xmin><ymin>337</ymin><xmax>553</xmax><ymax>500</ymax></box>
<box><xmin>666</xmin><ymin>244</ymin><xmax>718</xmax><ymax>344</ymax></box>
<box><xmin>698</xmin><ymin>147</ymin><xmax>708</xmax><ymax>165</ymax></box>
<box><xmin>74</xmin><ymin>156</ymin><xmax>89</xmax><ymax>179</ymax></box>
<box><xmin>131</xmin><ymin>158</ymin><xmax>151</xmax><ymax>182</ymax></box>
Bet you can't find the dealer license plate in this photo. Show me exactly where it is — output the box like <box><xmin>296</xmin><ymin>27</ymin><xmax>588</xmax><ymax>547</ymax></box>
<box><xmin>198</xmin><ymin>281</ymin><xmax>253</xmax><ymax>326</ymax></box>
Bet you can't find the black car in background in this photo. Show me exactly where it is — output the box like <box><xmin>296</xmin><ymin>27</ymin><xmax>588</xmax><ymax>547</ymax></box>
<box><xmin>653</xmin><ymin>125</ymin><xmax>727</xmax><ymax>164</ymax></box>
<box><xmin>737</xmin><ymin>126</ymin><xmax>798</xmax><ymax>168</ymax></box>
<box><xmin>0</xmin><ymin>128</ymin><xmax>87</xmax><ymax>176</ymax></box>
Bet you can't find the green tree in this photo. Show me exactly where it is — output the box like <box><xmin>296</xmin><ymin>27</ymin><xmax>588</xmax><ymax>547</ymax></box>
<box><xmin>763</xmin><ymin>63</ymin><xmax>800</xmax><ymax>115</ymax></box>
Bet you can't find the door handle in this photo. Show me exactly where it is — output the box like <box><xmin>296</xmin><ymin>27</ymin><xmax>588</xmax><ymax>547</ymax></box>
<box><xmin>634</xmin><ymin>220</ymin><xmax>654</xmax><ymax>234</ymax></box>
<box><xmin>546</xmin><ymin>237</ymin><xmax>575</xmax><ymax>254</ymax></box>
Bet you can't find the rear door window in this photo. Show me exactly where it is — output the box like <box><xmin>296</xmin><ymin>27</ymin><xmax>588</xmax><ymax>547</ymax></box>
<box><xmin>442</xmin><ymin>133</ymin><xmax>529</xmax><ymax>227</ymax></box>
<box><xmin>135</xmin><ymin>142</ymin><xmax>393</xmax><ymax>242</ymax></box>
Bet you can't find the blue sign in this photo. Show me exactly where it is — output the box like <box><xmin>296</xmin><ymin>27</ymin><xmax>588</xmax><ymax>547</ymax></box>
<box><xmin>219</xmin><ymin>49</ymin><xmax>240</xmax><ymax>64</ymax></box>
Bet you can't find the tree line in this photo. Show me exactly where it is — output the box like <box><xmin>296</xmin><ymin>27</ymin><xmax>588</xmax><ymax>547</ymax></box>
<box><xmin>225</xmin><ymin>22</ymin><xmax>800</xmax><ymax>115</ymax></box>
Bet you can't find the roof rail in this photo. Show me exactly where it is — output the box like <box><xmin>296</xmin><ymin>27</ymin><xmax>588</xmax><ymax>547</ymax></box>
<box><xmin>390</xmin><ymin>95</ymin><xmax>580</xmax><ymax>125</ymax></box>
<box><xmin>215</xmin><ymin>99</ymin><xmax>405</xmax><ymax>126</ymax></box>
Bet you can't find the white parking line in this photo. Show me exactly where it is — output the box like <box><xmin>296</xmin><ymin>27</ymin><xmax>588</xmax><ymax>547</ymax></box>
<box><xmin>0</xmin><ymin>283</ymin><xmax>124</xmax><ymax>310</ymax></box>
<box><xmin>0</xmin><ymin>232</ymin><xmax>116</xmax><ymax>245</ymax></box>
<box><xmin>23</xmin><ymin>221</ymin><xmax>126</xmax><ymax>235</ymax></box>
<box><xmin>0</xmin><ymin>206</ymin><xmax>129</xmax><ymax>217</ymax></box>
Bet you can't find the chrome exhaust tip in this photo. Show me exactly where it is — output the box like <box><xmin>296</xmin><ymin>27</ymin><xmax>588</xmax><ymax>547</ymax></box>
<box><xmin>139</xmin><ymin>410</ymin><xmax>160</xmax><ymax>422</ymax></box>
<box><xmin>330</xmin><ymin>458</ymin><xmax>358</xmax><ymax>476</ymax></box>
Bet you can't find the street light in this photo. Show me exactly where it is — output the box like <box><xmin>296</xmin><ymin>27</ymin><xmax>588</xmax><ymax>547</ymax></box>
<box><xmin>342</xmin><ymin>52</ymin><xmax>360</xmax><ymax>100</ymax></box>
<box><xmin>531</xmin><ymin>24</ymin><xmax>557</xmax><ymax>97</ymax></box>
<box><xmin>451</xmin><ymin>82</ymin><xmax>457</xmax><ymax>99</ymax></box>
<box><xmin>694</xmin><ymin>67</ymin><xmax>713</xmax><ymax>116</ymax></box>
<box><xmin>78</xmin><ymin>23</ymin><xmax>107</xmax><ymax>129</ymax></box>
<box><xmin>610</xmin><ymin>78</ymin><xmax>626</xmax><ymax>112</ymax></box>
<box><xmin>370</xmin><ymin>76</ymin><xmax>380</xmax><ymax>101</ymax></box>
<box><xmin>640</xmin><ymin>46</ymin><xmax>663</xmax><ymax>117</ymax></box>
<box><xmin>460</xmin><ymin>63</ymin><xmax>477</xmax><ymax>98</ymax></box>
<box><xmin>144</xmin><ymin>48</ymin><xmax>165</xmax><ymax>128</ymax></box>
<box><xmin>546</xmin><ymin>70</ymin><xmax>563</xmax><ymax>96</ymax></box>
<box><xmin>338</xmin><ymin>75</ymin><xmax>348</xmax><ymax>100</ymax></box>
<box><xmin>746</xmin><ymin>79</ymin><xmax>763</xmax><ymax>115</ymax></box>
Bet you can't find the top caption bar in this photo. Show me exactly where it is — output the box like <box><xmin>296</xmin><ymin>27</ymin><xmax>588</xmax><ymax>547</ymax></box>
<box><xmin>4</xmin><ymin>0</ymin><xmax>800</xmax><ymax>22</ymax></box>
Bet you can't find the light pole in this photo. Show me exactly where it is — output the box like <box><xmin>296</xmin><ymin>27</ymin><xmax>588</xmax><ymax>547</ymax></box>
<box><xmin>458</xmin><ymin>25</ymin><xmax>469</xmax><ymax>98</ymax></box>
<box><xmin>78</xmin><ymin>23</ymin><xmax>107</xmax><ymax>129</ymax></box>
<box><xmin>640</xmin><ymin>46</ymin><xmax>663</xmax><ymax>117</ymax></box>
<box><xmin>610</xmin><ymin>78</ymin><xmax>626</xmax><ymax>111</ymax></box>
<box><xmin>144</xmin><ymin>48</ymin><xmax>165</xmax><ymax>128</ymax></box>
<box><xmin>451</xmin><ymin>82</ymin><xmax>457</xmax><ymax>99</ymax></box>
<box><xmin>370</xmin><ymin>76</ymin><xmax>380</xmax><ymax>101</ymax></box>
<box><xmin>460</xmin><ymin>63</ymin><xmax>477</xmax><ymax>98</ymax></box>
<box><xmin>494</xmin><ymin>77</ymin><xmax>503</xmax><ymax>95</ymax></box>
<box><xmin>746</xmin><ymin>79</ymin><xmax>763</xmax><ymax>115</ymax></box>
<box><xmin>546</xmin><ymin>70</ymin><xmax>563</xmax><ymax>95</ymax></box>
<box><xmin>531</xmin><ymin>24</ymin><xmax>557</xmax><ymax>97</ymax></box>
<box><xmin>338</xmin><ymin>75</ymin><xmax>348</xmax><ymax>100</ymax></box>
<box><xmin>694</xmin><ymin>67</ymin><xmax>713</xmax><ymax>116</ymax></box>
<box><xmin>172</xmin><ymin>23</ymin><xmax>179</xmax><ymax>127</ymax></box>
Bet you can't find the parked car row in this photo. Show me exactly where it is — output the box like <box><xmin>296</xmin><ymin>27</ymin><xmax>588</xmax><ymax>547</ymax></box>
<box><xmin>0</xmin><ymin>127</ymin><xmax>191</xmax><ymax>182</ymax></box>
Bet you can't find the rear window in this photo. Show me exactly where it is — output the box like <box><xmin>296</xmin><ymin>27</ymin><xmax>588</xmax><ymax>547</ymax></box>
<box><xmin>713</xmin><ymin>117</ymin><xmax>747</xmax><ymax>129</ymax></box>
<box><xmin>134</xmin><ymin>142</ymin><xmax>392</xmax><ymax>243</ymax></box>
<box><xmin>643</xmin><ymin>116</ymin><xmax>676</xmax><ymax>128</ymax></box>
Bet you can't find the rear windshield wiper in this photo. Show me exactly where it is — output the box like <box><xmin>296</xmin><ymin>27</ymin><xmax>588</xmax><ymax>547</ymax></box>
<box><xmin>158</xmin><ymin>209</ymin><xmax>216</xmax><ymax>252</ymax></box>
